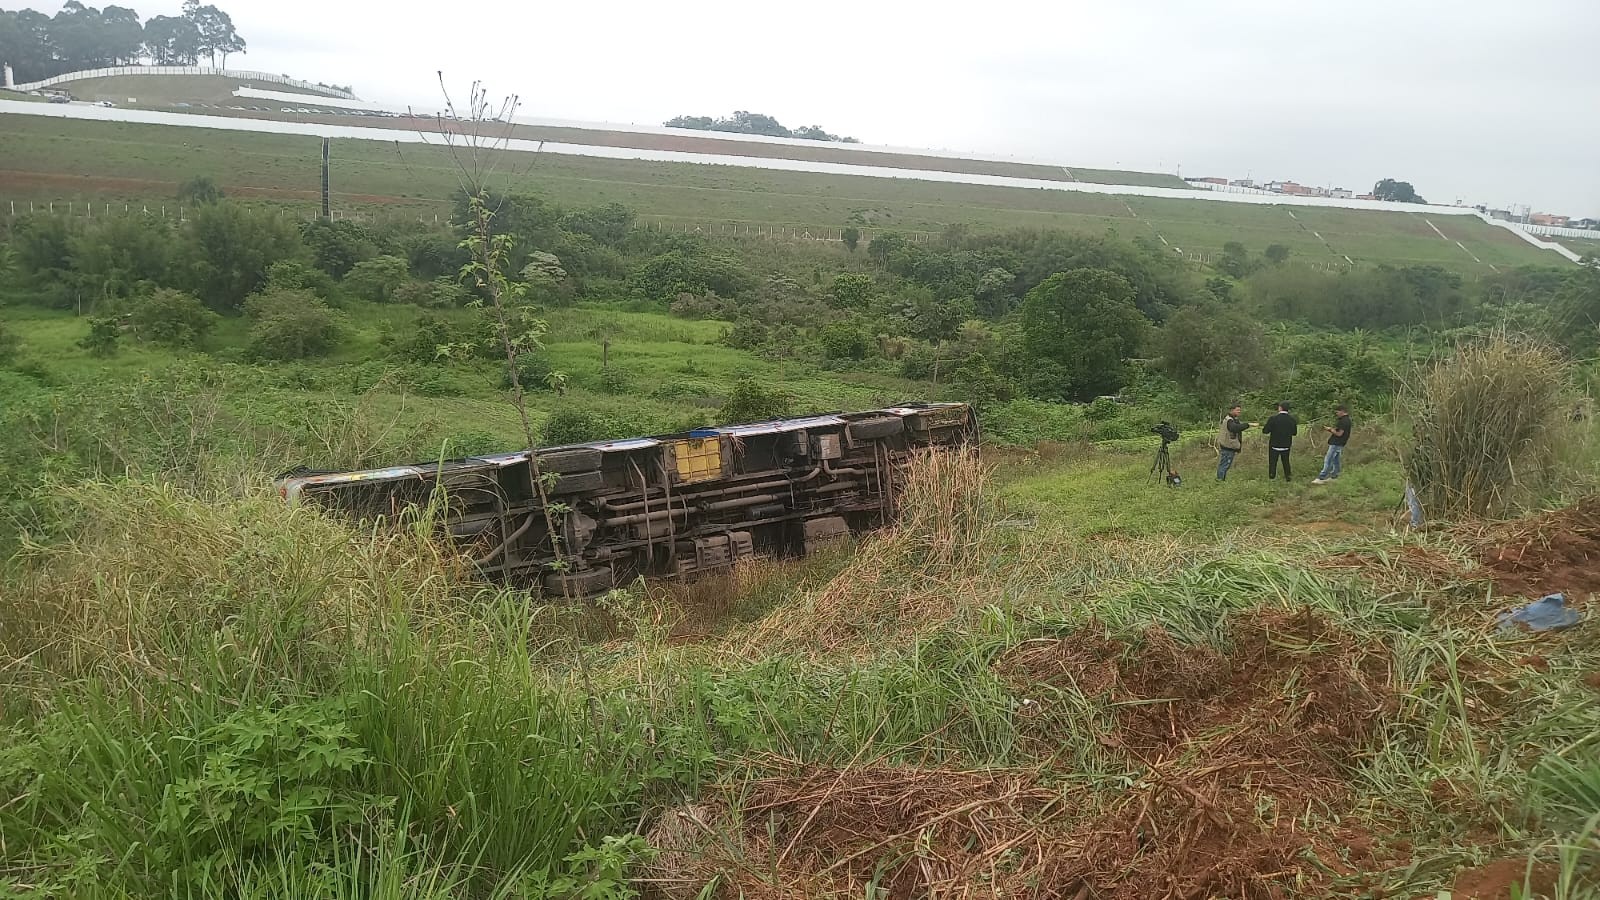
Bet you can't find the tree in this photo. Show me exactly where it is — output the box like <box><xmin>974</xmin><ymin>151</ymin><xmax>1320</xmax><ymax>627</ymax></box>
<box><xmin>183</xmin><ymin>1</ymin><xmax>244</xmax><ymax>67</ymax></box>
<box><xmin>1264</xmin><ymin>244</ymin><xmax>1291</xmax><ymax>265</ymax></box>
<box><xmin>143</xmin><ymin>14</ymin><xmax>201</xmax><ymax>64</ymax></box>
<box><xmin>177</xmin><ymin>176</ymin><xmax>224</xmax><ymax>206</ymax></box>
<box><xmin>243</xmin><ymin>289</ymin><xmax>340</xmax><ymax>359</ymax></box>
<box><xmin>1157</xmin><ymin>303</ymin><xmax>1269</xmax><ymax>408</ymax></box>
<box><xmin>181</xmin><ymin>203</ymin><xmax>303</xmax><ymax>311</ymax></box>
<box><xmin>1373</xmin><ymin>178</ymin><xmax>1425</xmax><ymax>204</ymax></box>
<box><xmin>300</xmin><ymin>219</ymin><xmax>377</xmax><ymax>278</ymax></box>
<box><xmin>841</xmin><ymin>226</ymin><xmax>860</xmax><ymax>252</ymax></box>
<box><xmin>1019</xmin><ymin>268</ymin><xmax>1148</xmax><ymax>399</ymax></box>
<box><xmin>101</xmin><ymin>5</ymin><xmax>144</xmax><ymax>63</ymax></box>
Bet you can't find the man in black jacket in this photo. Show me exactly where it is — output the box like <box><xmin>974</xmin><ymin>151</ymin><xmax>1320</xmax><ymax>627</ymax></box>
<box><xmin>1261</xmin><ymin>402</ymin><xmax>1298</xmax><ymax>481</ymax></box>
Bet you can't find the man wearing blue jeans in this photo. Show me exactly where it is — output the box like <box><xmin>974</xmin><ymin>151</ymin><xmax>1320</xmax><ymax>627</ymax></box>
<box><xmin>1216</xmin><ymin>404</ymin><xmax>1254</xmax><ymax>481</ymax></box>
<box><xmin>1312</xmin><ymin>404</ymin><xmax>1352</xmax><ymax>485</ymax></box>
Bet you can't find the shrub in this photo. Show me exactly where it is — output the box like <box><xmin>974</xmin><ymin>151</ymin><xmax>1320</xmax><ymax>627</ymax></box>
<box><xmin>243</xmin><ymin>289</ymin><xmax>341</xmax><ymax>360</ymax></box>
<box><xmin>129</xmin><ymin>289</ymin><xmax>219</xmax><ymax>349</ymax></box>
<box><xmin>818</xmin><ymin>322</ymin><xmax>871</xmax><ymax>360</ymax></box>
<box><xmin>175</xmin><ymin>176</ymin><xmax>224</xmax><ymax>205</ymax></box>
<box><xmin>542</xmin><ymin>407</ymin><xmax>649</xmax><ymax>445</ymax></box>
<box><xmin>505</xmin><ymin>351</ymin><xmax>558</xmax><ymax>391</ymax></box>
<box><xmin>598</xmin><ymin>366</ymin><xmax>632</xmax><ymax>395</ymax></box>
<box><xmin>342</xmin><ymin>255</ymin><xmax>413</xmax><ymax>303</ymax></box>
<box><xmin>1401</xmin><ymin>332</ymin><xmax>1571</xmax><ymax>518</ymax></box>
<box><xmin>0</xmin><ymin>321</ymin><xmax>20</xmax><ymax>365</ymax></box>
<box><xmin>264</xmin><ymin>260</ymin><xmax>336</xmax><ymax>297</ymax></box>
<box><xmin>300</xmin><ymin>219</ymin><xmax>377</xmax><ymax>278</ymax></box>
<box><xmin>78</xmin><ymin>317</ymin><xmax>121</xmax><ymax>357</ymax></box>
<box><xmin>1085</xmin><ymin>396</ymin><xmax>1120</xmax><ymax>421</ymax></box>
<box><xmin>1157</xmin><ymin>304</ymin><xmax>1269</xmax><ymax>409</ymax></box>
<box><xmin>181</xmin><ymin>203</ymin><xmax>304</xmax><ymax>311</ymax></box>
<box><xmin>719</xmin><ymin>379</ymin><xmax>792</xmax><ymax>423</ymax></box>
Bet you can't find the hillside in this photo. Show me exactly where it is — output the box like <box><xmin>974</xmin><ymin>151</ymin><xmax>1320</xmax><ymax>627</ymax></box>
<box><xmin>27</xmin><ymin>72</ymin><xmax>347</xmax><ymax>106</ymax></box>
<box><xmin>0</xmin><ymin>116</ymin><xmax>1570</xmax><ymax>273</ymax></box>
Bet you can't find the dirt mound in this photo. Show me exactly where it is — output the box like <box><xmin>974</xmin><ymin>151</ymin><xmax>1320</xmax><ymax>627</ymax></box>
<box><xmin>1471</xmin><ymin>497</ymin><xmax>1600</xmax><ymax>600</ymax></box>
<box><xmin>999</xmin><ymin>609</ymin><xmax>1397</xmax><ymax>899</ymax></box>
<box><xmin>649</xmin><ymin>612</ymin><xmax>1400</xmax><ymax>899</ymax></box>
<box><xmin>1449</xmin><ymin>857</ymin><xmax>1560</xmax><ymax>899</ymax></box>
<box><xmin>645</xmin><ymin>766</ymin><xmax>1069</xmax><ymax>899</ymax></box>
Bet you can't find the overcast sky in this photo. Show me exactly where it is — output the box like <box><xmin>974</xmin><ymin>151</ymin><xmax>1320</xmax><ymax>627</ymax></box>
<box><xmin>35</xmin><ymin>0</ymin><xmax>1600</xmax><ymax>214</ymax></box>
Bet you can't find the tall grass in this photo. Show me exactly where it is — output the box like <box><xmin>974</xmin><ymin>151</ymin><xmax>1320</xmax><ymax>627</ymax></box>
<box><xmin>1401</xmin><ymin>332</ymin><xmax>1574</xmax><ymax>518</ymax></box>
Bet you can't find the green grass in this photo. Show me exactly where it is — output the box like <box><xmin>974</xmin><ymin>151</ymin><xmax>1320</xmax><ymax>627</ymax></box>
<box><xmin>0</xmin><ymin>117</ymin><xmax>1573</xmax><ymax>272</ymax></box>
<box><xmin>0</xmin><ymin>301</ymin><xmax>935</xmax><ymax>459</ymax></box>
<box><xmin>1000</xmin><ymin>435</ymin><xmax>1403</xmax><ymax>537</ymax></box>
<box><xmin>1561</xmin><ymin>236</ymin><xmax>1600</xmax><ymax>260</ymax></box>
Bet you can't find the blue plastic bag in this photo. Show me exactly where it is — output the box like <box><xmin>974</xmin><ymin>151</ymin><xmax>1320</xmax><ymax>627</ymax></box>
<box><xmin>1496</xmin><ymin>593</ymin><xmax>1584</xmax><ymax>633</ymax></box>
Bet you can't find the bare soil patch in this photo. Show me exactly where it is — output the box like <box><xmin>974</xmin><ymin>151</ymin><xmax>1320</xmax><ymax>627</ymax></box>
<box><xmin>1470</xmin><ymin>498</ymin><xmax>1600</xmax><ymax>600</ymax></box>
<box><xmin>1449</xmin><ymin>857</ymin><xmax>1561</xmax><ymax>899</ymax></box>
<box><xmin>998</xmin><ymin>609</ymin><xmax>1398</xmax><ymax>899</ymax></box>
<box><xmin>646</xmin><ymin>610</ymin><xmax>1402</xmax><ymax>899</ymax></box>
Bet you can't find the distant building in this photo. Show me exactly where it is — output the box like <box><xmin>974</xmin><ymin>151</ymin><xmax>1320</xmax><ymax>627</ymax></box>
<box><xmin>1573</xmin><ymin>217</ymin><xmax>1599</xmax><ymax>230</ymax></box>
<box><xmin>1230</xmin><ymin>178</ymin><xmax>1255</xmax><ymax>188</ymax></box>
<box><xmin>1356</xmin><ymin>194</ymin><xmax>1377</xmax><ymax>201</ymax></box>
<box><xmin>1530</xmin><ymin>213</ymin><xmax>1569</xmax><ymax>227</ymax></box>
<box><xmin>1194</xmin><ymin>176</ymin><xmax>1229</xmax><ymax>185</ymax></box>
<box><xmin>1488</xmin><ymin>209</ymin><xmax>1515</xmax><ymax>221</ymax></box>
<box><xmin>1329</xmin><ymin>188</ymin><xmax>1353</xmax><ymax>199</ymax></box>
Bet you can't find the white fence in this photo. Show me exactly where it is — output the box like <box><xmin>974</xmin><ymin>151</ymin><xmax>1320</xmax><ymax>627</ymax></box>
<box><xmin>7</xmin><ymin>65</ymin><xmax>358</xmax><ymax>100</ymax></box>
<box><xmin>1515</xmin><ymin>222</ymin><xmax>1600</xmax><ymax>241</ymax></box>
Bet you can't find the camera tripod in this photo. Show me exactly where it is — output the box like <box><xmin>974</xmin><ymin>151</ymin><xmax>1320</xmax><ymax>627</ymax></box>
<box><xmin>1151</xmin><ymin>439</ymin><xmax>1180</xmax><ymax>486</ymax></box>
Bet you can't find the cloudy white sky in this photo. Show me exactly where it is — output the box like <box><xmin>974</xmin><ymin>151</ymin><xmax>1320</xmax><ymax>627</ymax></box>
<box><xmin>35</xmin><ymin>0</ymin><xmax>1600</xmax><ymax>215</ymax></box>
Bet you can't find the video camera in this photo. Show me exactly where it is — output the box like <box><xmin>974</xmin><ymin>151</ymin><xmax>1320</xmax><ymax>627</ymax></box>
<box><xmin>1151</xmin><ymin>422</ymin><xmax>1180</xmax><ymax>445</ymax></box>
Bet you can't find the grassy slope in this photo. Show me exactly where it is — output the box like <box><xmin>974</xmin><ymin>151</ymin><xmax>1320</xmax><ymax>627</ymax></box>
<box><xmin>0</xmin><ymin>117</ymin><xmax>1572</xmax><ymax>273</ymax></box>
<box><xmin>0</xmin><ymin>302</ymin><xmax>931</xmax><ymax>456</ymax></box>
<box><xmin>49</xmin><ymin>73</ymin><xmax>344</xmax><ymax>105</ymax></box>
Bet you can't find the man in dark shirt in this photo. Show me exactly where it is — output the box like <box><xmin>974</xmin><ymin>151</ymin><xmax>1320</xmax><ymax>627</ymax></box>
<box><xmin>1312</xmin><ymin>404</ymin><xmax>1353</xmax><ymax>485</ymax></box>
<box><xmin>1261</xmin><ymin>402</ymin><xmax>1298</xmax><ymax>481</ymax></box>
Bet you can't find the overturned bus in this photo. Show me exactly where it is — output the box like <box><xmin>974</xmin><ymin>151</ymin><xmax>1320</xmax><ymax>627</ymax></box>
<box><xmin>275</xmin><ymin>402</ymin><xmax>978</xmax><ymax>597</ymax></box>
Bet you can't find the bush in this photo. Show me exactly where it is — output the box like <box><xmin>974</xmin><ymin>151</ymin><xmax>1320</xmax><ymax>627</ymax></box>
<box><xmin>264</xmin><ymin>260</ymin><xmax>336</xmax><ymax>297</ymax></box>
<box><xmin>176</xmin><ymin>176</ymin><xmax>224</xmax><ymax>205</ymax></box>
<box><xmin>385</xmin><ymin>314</ymin><xmax>459</xmax><ymax>365</ymax></box>
<box><xmin>542</xmin><ymin>407</ymin><xmax>649</xmax><ymax>445</ymax></box>
<box><xmin>1085</xmin><ymin>396</ymin><xmax>1120</xmax><ymax>420</ymax></box>
<box><xmin>598</xmin><ymin>366</ymin><xmax>632</xmax><ymax>395</ymax></box>
<box><xmin>243</xmin><ymin>289</ymin><xmax>341</xmax><ymax>360</ymax></box>
<box><xmin>342</xmin><ymin>255</ymin><xmax>413</xmax><ymax>303</ymax></box>
<box><xmin>0</xmin><ymin>321</ymin><xmax>20</xmax><ymax>365</ymax></box>
<box><xmin>300</xmin><ymin>219</ymin><xmax>377</xmax><ymax>278</ymax></box>
<box><xmin>78</xmin><ymin>317</ymin><xmax>121</xmax><ymax>357</ymax></box>
<box><xmin>505</xmin><ymin>351</ymin><xmax>558</xmax><ymax>391</ymax></box>
<box><xmin>181</xmin><ymin>203</ymin><xmax>305</xmax><ymax>311</ymax></box>
<box><xmin>1157</xmin><ymin>304</ymin><xmax>1269</xmax><ymax>409</ymax></box>
<box><xmin>818</xmin><ymin>322</ymin><xmax>871</xmax><ymax>361</ymax></box>
<box><xmin>1401</xmin><ymin>333</ymin><xmax>1571</xmax><ymax>518</ymax></box>
<box><xmin>129</xmin><ymin>289</ymin><xmax>219</xmax><ymax>349</ymax></box>
<box><xmin>719</xmin><ymin>379</ymin><xmax>793</xmax><ymax>423</ymax></box>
